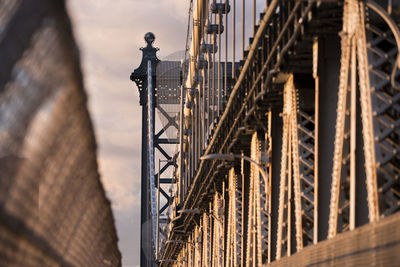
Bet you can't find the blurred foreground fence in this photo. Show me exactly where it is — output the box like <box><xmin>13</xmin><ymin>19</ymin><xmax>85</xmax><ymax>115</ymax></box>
<box><xmin>0</xmin><ymin>0</ymin><xmax>121</xmax><ymax>266</ymax></box>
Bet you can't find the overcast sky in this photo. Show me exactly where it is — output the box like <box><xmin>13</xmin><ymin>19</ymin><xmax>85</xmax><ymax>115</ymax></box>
<box><xmin>67</xmin><ymin>1</ymin><xmax>187</xmax><ymax>266</ymax></box>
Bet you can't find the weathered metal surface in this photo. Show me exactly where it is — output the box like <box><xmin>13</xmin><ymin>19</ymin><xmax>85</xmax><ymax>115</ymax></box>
<box><xmin>152</xmin><ymin>0</ymin><xmax>400</xmax><ymax>266</ymax></box>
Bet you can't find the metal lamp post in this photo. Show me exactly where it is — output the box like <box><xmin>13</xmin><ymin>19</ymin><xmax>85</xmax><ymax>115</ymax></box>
<box><xmin>130</xmin><ymin>32</ymin><xmax>160</xmax><ymax>267</ymax></box>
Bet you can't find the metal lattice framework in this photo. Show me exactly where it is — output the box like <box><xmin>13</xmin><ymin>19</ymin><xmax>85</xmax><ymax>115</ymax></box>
<box><xmin>246</xmin><ymin>131</ymin><xmax>270</xmax><ymax>265</ymax></box>
<box><xmin>201</xmin><ymin>211</ymin><xmax>212</xmax><ymax>266</ymax></box>
<box><xmin>328</xmin><ymin>0</ymin><xmax>381</xmax><ymax>238</ymax></box>
<box><xmin>212</xmin><ymin>192</ymin><xmax>224</xmax><ymax>267</ymax></box>
<box><xmin>366</xmin><ymin>1</ymin><xmax>400</xmax><ymax>218</ymax></box>
<box><xmin>150</xmin><ymin>0</ymin><xmax>400</xmax><ymax>266</ymax></box>
<box><xmin>276</xmin><ymin>75</ymin><xmax>303</xmax><ymax>259</ymax></box>
<box><xmin>297</xmin><ymin>67</ymin><xmax>318</xmax><ymax>246</ymax></box>
<box><xmin>225</xmin><ymin>168</ymin><xmax>242</xmax><ymax>267</ymax></box>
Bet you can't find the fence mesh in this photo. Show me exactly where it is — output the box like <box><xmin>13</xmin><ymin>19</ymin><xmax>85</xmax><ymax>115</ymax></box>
<box><xmin>0</xmin><ymin>1</ymin><xmax>121</xmax><ymax>266</ymax></box>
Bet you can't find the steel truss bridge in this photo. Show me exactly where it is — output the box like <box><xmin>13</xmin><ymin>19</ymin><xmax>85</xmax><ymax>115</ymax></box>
<box><xmin>131</xmin><ymin>0</ymin><xmax>400</xmax><ymax>266</ymax></box>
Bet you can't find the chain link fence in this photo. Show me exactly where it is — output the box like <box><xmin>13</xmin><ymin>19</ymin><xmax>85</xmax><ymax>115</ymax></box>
<box><xmin>0</xmin><ymin>0</ymin><xmax>121</xmax><ymax>266</ymax></box>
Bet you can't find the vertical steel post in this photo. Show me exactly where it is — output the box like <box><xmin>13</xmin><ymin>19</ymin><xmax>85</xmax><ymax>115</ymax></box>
<box><xmin>232</xmin><ymin>0</ymin><xmax>236</xmax><ymax>79</ymax></box>
<box><xmin>253</xmin><ymin>0</ymin><xmax>256</xmax><ymax>35</ymax></box>
<box><xmin>225</xmin><ymin>0</ymin><xmax>228</xmax><ymax>101</ymax></box>
<box><xmin>147</xmin><ymin>60</ymin><xmax>157</xmax><ymax>263</ymax></box>
<box><xmin>212</xmin><ymin>12</ymin><xmax>216</xmax><ymax>126</ymax></box>
<box><xmin>156</xmin><ymin>158</ymin><xmax>161</xmax><ymax>259</ymax></box>
<box><xmin>131</xmin><ymin>32</ymin><xmax>160</xmax><ymax>267</ymax></box>
<box><xmin>140</xmin><ymin>82</ymin><xmax>149</xmax><ymax>267</ymax></box>
<box><xmin>313</xmin><ymin>37</ymin><xmax>319</xmax><ymax>244</ymax></box>
<box><xmin>350</xmin><ymin>38</ymin><xmax>357</xmax><ymax>230</ymax></box>
<box><xmin>242</xmin><ymin>0</ymin><xmax>245</xmax><ymax>58</ymax></box>
<box><xmin>180</xmin><ymin>85</ymin><xmax>185</xmax><ymax>201</ymax></box>
<box><xmin>267</xmin><ymin>109</ymin><xmax>272</xmax><ymax>263</ymax></box>
<box><xmin>218</xmin><ymin>1</ymin><xmax>222</xmax><ymax>116</ymax></box>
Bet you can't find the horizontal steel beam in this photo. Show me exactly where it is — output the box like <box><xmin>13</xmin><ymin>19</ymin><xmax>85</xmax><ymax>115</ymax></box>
<box><xmin>156</xmin><ymin>138</ymin><xmax>178</xmax><ymax>144</ymax></box>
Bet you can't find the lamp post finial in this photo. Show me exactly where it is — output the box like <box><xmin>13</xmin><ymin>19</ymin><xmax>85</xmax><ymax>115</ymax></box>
<box><xmin>145</xmin><ymin>32</ymin><xmax>155</xmax><ymax>47</ymax></box>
